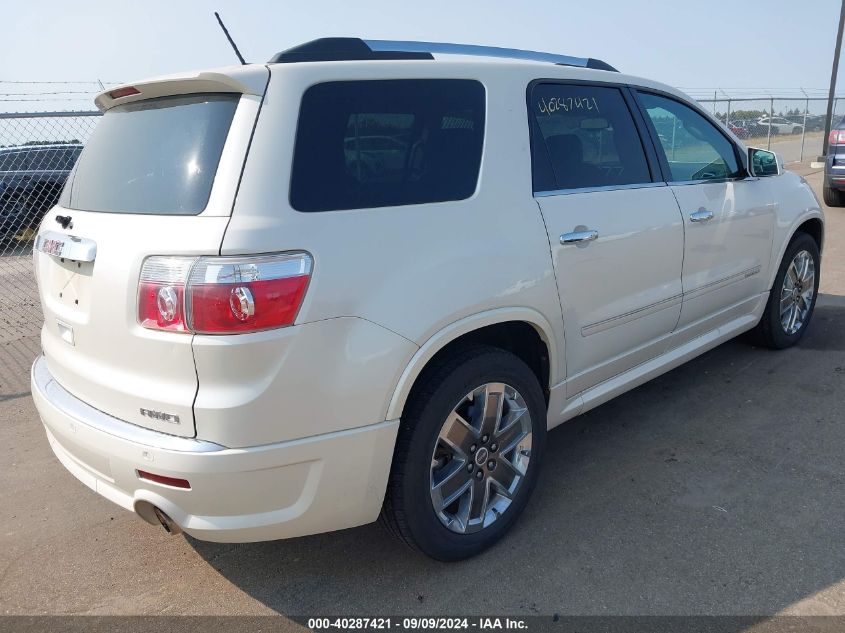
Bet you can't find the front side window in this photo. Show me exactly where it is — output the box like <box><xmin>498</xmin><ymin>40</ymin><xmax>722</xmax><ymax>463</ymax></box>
<box><xmin>638</xmin><ymin>92</ymin><xmax>741</xmax><ymax>182</ymax></box>
<box><xmin>290</xmin><ymin>79</ymin><xmax>485</xmax><ymax>212</ymax></box>
<box><xmin>529</xmin><ymin>83</ymin><xmax>651</xmax><ymax>192</ymax></box>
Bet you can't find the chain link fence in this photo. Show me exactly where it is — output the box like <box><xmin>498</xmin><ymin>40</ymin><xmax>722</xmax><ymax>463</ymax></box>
<box><xmin>698</xmin><ymin>96</ymin><xmax>845</xmax><ymax>164</ymax></box>
<box><xmin>0</xmin><ymin>91</ymin><xmax>843</xmax><ymax>395</ymax></box>
<box><xmin>0</xmin><ymin>112</ymin><xmax>99</xmax><ymax>395</ymax></box>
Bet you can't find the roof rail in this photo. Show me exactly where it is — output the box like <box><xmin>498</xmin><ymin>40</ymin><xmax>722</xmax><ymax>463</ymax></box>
<box><xmin>268</xmin><ymin>38</ymin><xmax>618</xmax><ymax>72</ymax></box>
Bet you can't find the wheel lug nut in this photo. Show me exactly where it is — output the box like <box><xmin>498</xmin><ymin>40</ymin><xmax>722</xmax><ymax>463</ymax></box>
<box><xmin>490</xmin><ymin>443</ymin><xmax>498</xmax><ymax>452</ymax></box>
<box><xmin>481</xmin><ymin>435</ymin><xmax>489</xmax><ymax>443</ymax></box>
<box><xmin>466</xmin><ymin>463</ymin><xmax>473</xmax><ymax>473</ymax></box>
<box><xmin>470</xmin><ymin>444</ymin><xmax>477</xmax><ymax>453</ymax></box>
<box><xmin>475</xmin><ymin>470</ymin><xmax>483</xmax><ymax>480</ymax></box>
<box><xmin>488</xmin><ymin>460</ymin><xmax>496</xmax><ymax>470</ymax></box>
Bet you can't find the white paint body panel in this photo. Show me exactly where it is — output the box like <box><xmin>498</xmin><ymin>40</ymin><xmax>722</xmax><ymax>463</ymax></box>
<box><xmin>536</xmin><ymin>185</ymin><xmax>684</xmax><ymax>397</ymax></box>
<box><xmin>671</xmin><ymin>178</ymin><xmax>776</xmax><ymax>330</ymax></box>
<box><xmin>30</xmin><ymin>56</ymin><xmax>823</xmax><ymax>542</ymax></box>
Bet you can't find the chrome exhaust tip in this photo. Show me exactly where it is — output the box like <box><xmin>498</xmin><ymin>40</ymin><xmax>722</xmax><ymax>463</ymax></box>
<box><xmin>152</xmin><ymin>506</ymin><xmax>182</xmax><ymax>535</ymax></box>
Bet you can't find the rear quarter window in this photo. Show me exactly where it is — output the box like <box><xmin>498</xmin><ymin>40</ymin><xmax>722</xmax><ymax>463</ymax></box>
<box><xmin>65</xmin><ymin>93</ymin><xmax>238</xmax><ymax>215</ymax></box>
<box><xmin>290</xmin><ymin>79</ymin><xmax>485</xmax><ymax>212</ymax></box>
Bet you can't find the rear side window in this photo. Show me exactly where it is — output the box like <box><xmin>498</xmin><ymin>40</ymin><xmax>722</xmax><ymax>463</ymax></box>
<box><xmin>290</xmin><ymin>80</ymin><xmax>485</xmax><ymax>212</ymax></box>
<box><xmin>65</xmin><ymin>94</ymin><xmax>238</xmax><ymax>214</ymax></box>
<box><xmin>529</xmin><ymin>83</ymin><xmax>651</xmax><ymax>192</ymax></box>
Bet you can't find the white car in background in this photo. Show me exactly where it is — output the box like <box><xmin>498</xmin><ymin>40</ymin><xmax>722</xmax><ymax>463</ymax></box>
<box><xmin>758</xmin><ymin>116</ymin><xmax>804</xmax><ymax>135</ymax></box>
<box><xmin>31</xmin><ymin>38</ymin><xmax>824</xmax><ymax>561</ymax></box>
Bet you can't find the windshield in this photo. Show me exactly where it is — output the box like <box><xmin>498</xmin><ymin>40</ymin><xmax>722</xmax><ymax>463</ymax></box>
<box><xmin>63</xmin><ymin>93</ymin><xmax>238</xmax><ymax>215</ymax></box>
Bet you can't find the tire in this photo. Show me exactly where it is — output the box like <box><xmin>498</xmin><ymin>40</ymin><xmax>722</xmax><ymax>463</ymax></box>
<box><xmin>823</xmin><ymin>182</ymin><xmax>845</xmax><ymax>207</ymax></box>
<box><xmin>381</xmin><ymin>345</ymin><xmax>546</xmax><ymax>561</ymax></box>
<box><xmin>751</xmin><ymin>232</ymin><xmax>820</xmax><ymax>349</ymax></box>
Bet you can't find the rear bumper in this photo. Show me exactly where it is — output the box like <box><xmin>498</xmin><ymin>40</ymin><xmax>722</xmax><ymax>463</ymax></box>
<box><xmin>31</xmin><ymin>355</ymin><xmax>398</xmax><ymax>542</ymax></box>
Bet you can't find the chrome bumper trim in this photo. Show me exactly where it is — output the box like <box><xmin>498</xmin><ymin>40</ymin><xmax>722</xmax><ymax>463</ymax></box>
<box><xmin>31</xmin><ymin>355</ymin><xmax>225</xmax><ymax>453</ymax></box>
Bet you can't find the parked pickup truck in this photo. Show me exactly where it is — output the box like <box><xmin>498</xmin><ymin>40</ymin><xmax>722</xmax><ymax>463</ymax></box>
<box><xmin>0</xmin><ymin>143</ymin><xmax>82</xmax><ymax>239</ymax></box>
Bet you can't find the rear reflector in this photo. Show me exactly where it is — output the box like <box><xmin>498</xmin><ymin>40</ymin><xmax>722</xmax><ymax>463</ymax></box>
<box><xmin>138</xmin><ymin>252</ymin><xmax>312</xmax><ymax>334</ymax></box>
<box><xmin>108</xmin><ymin>86</ymin><xmax>141</xmax><ymax>99</ymax></box>
<box><xmin>137</xmin><ymin>470</ymin><xmax>191</xmax><ymax>489</ymax></box>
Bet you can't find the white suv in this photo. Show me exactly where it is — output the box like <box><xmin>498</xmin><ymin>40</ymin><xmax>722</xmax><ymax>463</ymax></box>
<box><xmin>31</xmin><ymin>39</ymin><xmax>824</xmax><ymax>560</ymax></box>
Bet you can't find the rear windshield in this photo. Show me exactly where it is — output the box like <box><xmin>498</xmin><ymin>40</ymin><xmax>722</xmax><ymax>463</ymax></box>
<box><xmin>63</xmin><ymin>93</ymin><xmax>238</xmax><ymax>215</ymax></box>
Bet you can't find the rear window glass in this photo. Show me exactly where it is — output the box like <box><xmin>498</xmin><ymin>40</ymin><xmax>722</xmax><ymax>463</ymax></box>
<box><xmin>64</xmin><ymin>94</ymin><xmax>238</xmax><ymax>214</ymax></box>
<box><xmin>290</xmin><ymin>79</ymin><xmax>485</xmax><ymax>212</ymax></box>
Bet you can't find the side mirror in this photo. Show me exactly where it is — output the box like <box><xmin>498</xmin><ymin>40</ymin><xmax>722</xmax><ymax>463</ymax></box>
<box><xmin>748</xmin><ymin>147</ymin><xmax>781</xmax><ymax>177</ymax></box>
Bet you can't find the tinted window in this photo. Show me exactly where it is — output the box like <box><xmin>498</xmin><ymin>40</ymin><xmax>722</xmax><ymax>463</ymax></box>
<box><xmin>638</xmin><ymin>92</ymin><xmax>740</xmax><ymax>182</ymax></box>
<box><xmin>0</xmin><ymin>151</ymin><xmax>28</xmax><ymax>172</ymax></box>
<box><xmin>66</xmin><ymin>94</ymin><xmax>238</xmax><ymax>214</ymax></box>
<box><xmin>64</xmin><ymin>148</ymin><xmax>82</xmax><ymax>170</ymax></box>
<box><xmin>290</xmin><ymin>80</ymin><xmax>485</xmax><ymax>212</ymax></box>
<box><xmin>529</xmin><ymin>84</ymin><xmax>651</xmax><ymax>192</ymax></box>
<box><xmin>28</xmin><ymin>149</ymin><xmax>56</xmax><ymax>170</ymax></box>
<box><xmin>45</xmin><ymin>148</ymin><xmax>82</xmax><ymax>170</ymax></box>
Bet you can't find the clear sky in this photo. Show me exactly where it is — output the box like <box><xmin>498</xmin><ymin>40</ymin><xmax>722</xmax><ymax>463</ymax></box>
<box><xmin>3</xmin><ymin>0</ymin><xmax>845</xmax><ymax>109</ymax></box>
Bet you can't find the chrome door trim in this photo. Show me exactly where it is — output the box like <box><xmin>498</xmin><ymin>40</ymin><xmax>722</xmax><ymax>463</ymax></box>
<box><xmin>534</xmin><ymin>181</ymin><xmax>666</xmax><ymax>198</ymax></box>
<box><xmin>667</xmin><ymin>178</ymin><xmax>744</xmax><ymax>186</ymax></box>
<box><xmin>580</xmin><ymin>265</ymin><xmax>762</xmax><ymax>337</ymax></box>
<box><xmin>581</xmin><ymin>293</ymin><xmax>684</xmax><ymax>337</ymax></box>
<box><xmin>681</xmin><ymin>266</ymin><xmax>762</xmax><ymax>301</ymax></box>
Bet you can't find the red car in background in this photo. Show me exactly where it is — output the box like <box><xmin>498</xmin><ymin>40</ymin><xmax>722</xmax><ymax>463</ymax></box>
<box><xmin>727</xmin><ymin>122</ymin><xmax>749</xmax><ymax>138</ymax></box>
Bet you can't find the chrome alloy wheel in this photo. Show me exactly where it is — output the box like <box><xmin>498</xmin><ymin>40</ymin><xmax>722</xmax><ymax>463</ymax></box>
<box><xmin>429</xmin><ymin>382</ymin><xmax>532</xmax><ymax>534</ymax></box>
<box><xmin>780</xmin><ymin>249</ymin><xmax>816</xmax><ymax>335</ymax></box>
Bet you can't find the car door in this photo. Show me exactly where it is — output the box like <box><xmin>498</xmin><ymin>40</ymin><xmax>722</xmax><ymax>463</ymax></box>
<box><xmin>529</xmin><ymin>82</ymin><xmax>685</xmax><ymax>397</ymax></box>
<box><xmin>635</xmin><ymin>90</ymin><xmax>776</xmax><ymax>338</ymax></box>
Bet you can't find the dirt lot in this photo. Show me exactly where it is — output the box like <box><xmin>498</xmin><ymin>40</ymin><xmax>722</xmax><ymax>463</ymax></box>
<box><xmin>1</xmin><ymin>165</ymin><xmax>843</xmax><ymax>620</ymax></box>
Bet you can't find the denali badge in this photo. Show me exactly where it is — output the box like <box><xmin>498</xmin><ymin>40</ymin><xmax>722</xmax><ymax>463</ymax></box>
<box><xmin>139</xmin><ymin>408</ymin><xmax>181</xmax><ymax>425</ymax></box>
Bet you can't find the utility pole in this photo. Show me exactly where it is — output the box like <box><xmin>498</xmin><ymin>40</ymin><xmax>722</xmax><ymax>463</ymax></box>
<box><xmin>821</xmin><ymin>0</ymin><xmax>845</xmax><ymax>158</ymax></box>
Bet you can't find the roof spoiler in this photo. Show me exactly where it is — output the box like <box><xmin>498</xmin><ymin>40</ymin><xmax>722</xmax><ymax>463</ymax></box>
<box><xmin>269</xmin><ymin>38</ymin><xmax>617</xmax><ymax>72</ymax></box>
<box><xmin>94</xmin><ymin>70</ymin><xmax>265</xmax><ymax>112</ymax></box>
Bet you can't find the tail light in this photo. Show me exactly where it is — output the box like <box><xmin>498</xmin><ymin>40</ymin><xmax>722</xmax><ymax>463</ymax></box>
<box><xmin>138</xmin><ymin>252</ymin><xmax>312</xmax><ymax>334</ymax></box>
<box><xmin>829</xmin><ymin>130</ymin><xmax>845</xmax><ymax>145</ymax></box>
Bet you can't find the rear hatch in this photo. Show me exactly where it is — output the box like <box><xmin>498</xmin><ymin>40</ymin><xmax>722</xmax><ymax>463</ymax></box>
<box><xmin>34</xmin><ymin>66</ymin><xmax>268</xmax><ymax>437</ymax></box>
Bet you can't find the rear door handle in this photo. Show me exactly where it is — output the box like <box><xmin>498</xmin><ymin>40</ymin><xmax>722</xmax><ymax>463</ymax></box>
<box><xmin>689</xmin><ymin>209</ymin><xmax>714</xmax><ymax>222</ymax></box>
<box><xmin>560</xmin><ymin>229</ymin><xmax>599</xmax><ymax>245</ymax></box>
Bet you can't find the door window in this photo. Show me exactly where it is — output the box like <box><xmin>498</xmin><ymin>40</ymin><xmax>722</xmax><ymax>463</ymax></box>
<box><xmin>529</xmin><ymin>83</ymin><xmax>652</xmax><ymax>192</ymax></box>
<box><xmin>638</xmin><ymin>92</ymin><xmax>741</xmax><ymax>182</ymax></box>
